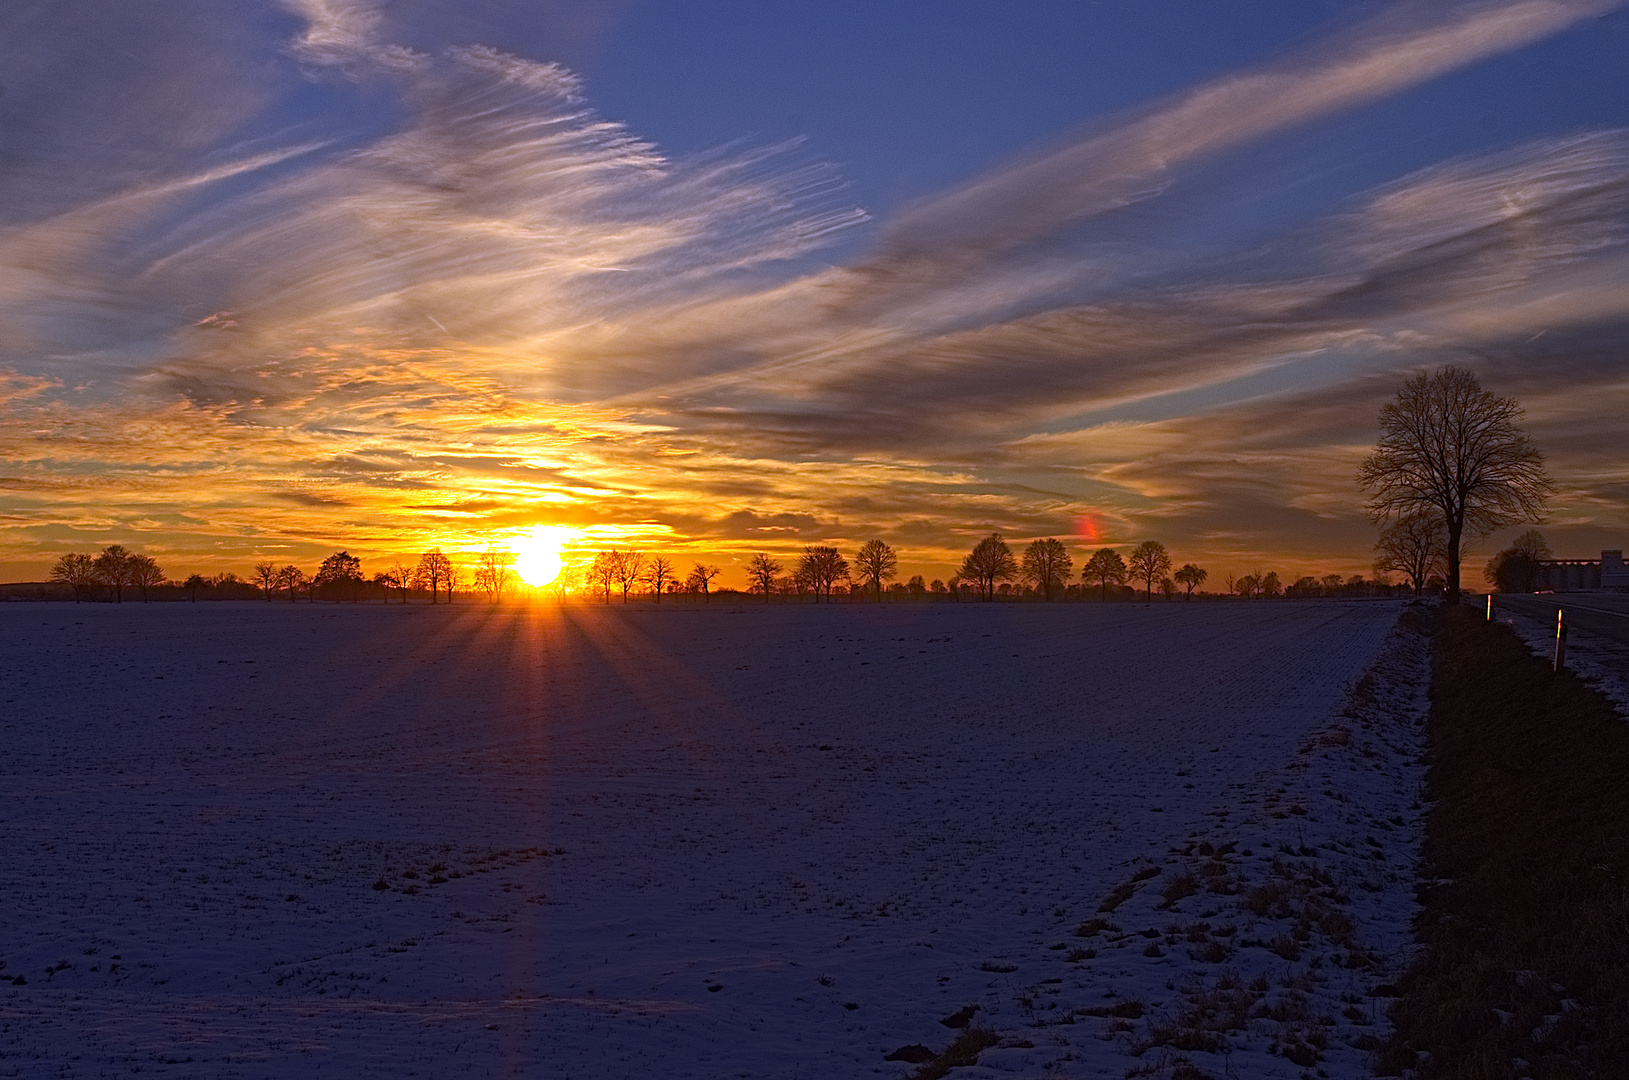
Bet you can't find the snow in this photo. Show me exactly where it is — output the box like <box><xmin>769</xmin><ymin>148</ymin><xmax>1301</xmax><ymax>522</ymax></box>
<box><xmin>0</xmin><ymin>599</ymin><xmax>1426</xmax><ymax>1078</ymax></box>
<box><xmin>1502</xmin><ymin>608</ymin><xmax>1629</xmax><ymax>713</ymax></box>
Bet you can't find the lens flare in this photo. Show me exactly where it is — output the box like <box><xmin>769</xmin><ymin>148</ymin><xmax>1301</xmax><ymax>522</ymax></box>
<box><xmin>512</xmin><ymin>526</ymin><xmax>574</xmax><ymax>586</ymax></box>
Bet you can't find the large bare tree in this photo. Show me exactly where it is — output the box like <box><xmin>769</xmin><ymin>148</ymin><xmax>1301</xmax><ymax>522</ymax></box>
<box><xmin>686</xmin><ymin>562</ymin><xmax>721</xmax><ymax>601</ymax></box>
<box><xmin>644</xmin><ymin>555</ymin><xmax>676</xmax><ymax>602</ymax></box>
<box><xmin>94</xmin><ymin>545</ymin><xmax>133</xmax><ymax>602</ymax></box>
<box><xmin>1358</xmin><ymin>366</ymin><xmax>1551</xmax><ymax>602</ymax></box>
<box><xmin>854</xmin><ymin>539</ymin><xmax>898</xmax><ymax>601</ymax></box>
<box><xmin>614</xmin><ymin>550</ymin><xmax>644</xmax><ymax>603</ymax></box>
<box><xmin>747</xmin><ymin>552</ymin><xmax>781</xmax><ymax>601</ymax></box>
<box><xmin>1127</xmin><ymin>540</ymin><xmax>1171</xmax><ymax>603</ymax></box>
<box><xmin>797</xmin><ymin>546</ymin><xmax>849</xmax><ymax>602</ymax></box>
<box><xmin>1373</xmin><ymin>513</ymin><xmax>1446</xmax><ymax>597</ymax></box>
<box><xmin>253</xmin><ymin>561</ymin><xmax>279</xmax><ymax>601</ymax></box>
<box><xmin>1083</xmin><ymin>547</ymin><xmax>1127</xmax><ymax>601</ymax></box>
<box><xmin>959</xmin><ymin>533</ymin><xmax>1016</xmax><ymax>601</ymax></box>
<box><xmin>128</xmin><ymin>554</ymin><xmax>165</xmax><ymax>601</ymax></box>
<box><xmin>1020</xmin><ymin>538</ymin><xmax>1072</xmax><ymax>600</ymax></box>
<box><xmin>474</xmin><ymin>549</ymin><xmax>516</xmax><ymax>603</ymax></box>
<box><xmin>416</xmin><ymin>550</ymin><xmax>453</xmax><ymax>603</ymax></box>
<box><xmin>50</xmin><ymin>553</ymin><xmax>97</xmax><ymax>602</ymax></box>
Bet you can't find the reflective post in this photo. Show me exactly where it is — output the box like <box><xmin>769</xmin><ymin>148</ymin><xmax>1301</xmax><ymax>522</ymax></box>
<box><xmin>1552</xmin><ymin>608</ymin><xmax>1567</xmax><ymax>673</ymax></box>
<box><xmin>1486</xmin><ymin>594</ymin><xmax>1493</xmax><ymax>622</ymax></box>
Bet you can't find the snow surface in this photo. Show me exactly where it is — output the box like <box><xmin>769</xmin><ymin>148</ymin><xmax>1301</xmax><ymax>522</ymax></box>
<box><xmin>0</xmin><ymin>599</ymin><xmax>1426</xmax><ymax>1078</ymax></box>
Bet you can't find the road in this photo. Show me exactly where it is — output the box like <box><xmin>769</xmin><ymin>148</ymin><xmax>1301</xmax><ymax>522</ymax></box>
<box><xmin>1494</xmin><ymin>592</ymin><xmax>1629</xmax><ymax>653</ymax></box>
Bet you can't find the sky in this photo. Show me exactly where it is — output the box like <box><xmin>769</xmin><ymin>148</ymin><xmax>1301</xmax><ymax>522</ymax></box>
<box><xmin>3</xmin><ymin>0</ymin><xmax>1628</xmax><ymax>585</ymax></box>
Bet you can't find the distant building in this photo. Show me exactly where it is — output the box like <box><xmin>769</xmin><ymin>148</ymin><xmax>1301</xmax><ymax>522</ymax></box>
<box><xmin>1537</xmin><ymin>549</ymin><xmax>1629</xmax><ymax>591</ymax></box>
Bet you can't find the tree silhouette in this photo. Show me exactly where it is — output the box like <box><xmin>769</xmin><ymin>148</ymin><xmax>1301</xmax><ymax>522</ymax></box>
<box><xmin>183</xmin><ymin>573</ymin><xmax>209</xmax><ymax>602</ymax></box>
<box><xmin>907</xmin><ymin>574</ymin><xmax>926</xmax><ymax>600</ymax></box>
<box><xmin>372</xmin><ymin>569</ymin><xmax>399</xmax><ymax>603</ymax></box>
<box><xmin>959</xmin><ymin>534</ymin><xmax>1016</xmax><ymax>601</ymax></box>
<box><xmin>50</xmin><ymin>553</ymin><xmax>97</xmax><ymax>602</ymax></box>
<box><xmin>854</xmin><ymin>539</ymin><xmax>898</xmax><ymax>601</ymax></box>
<box><xmin>1485</xmin><ymin>529</ymin><xmax>1552</xmax><ymax>594</ymax></box>
<box><xmin>687</xmin><ymin>562</ymin><xmax>721</xmax><ymax>601</ymax></box>
<box><xmin>315</xmin><ymin>551</ymin><xmax>364</xmax><ymax>602</ymax></box>
<box><xmin>1260</xmin><ymin>570</ymin><xmax>1282</xmax><ymax>599</ymax></box>
<box><xmin>1173</xmin><ymin>563</ymin><xmax>1207</xmax><ymax>600</ymax></box>
<box><xmin>474</xmin><ymin>549</ymin><xmax>516</xmax><ymax>603</ymax></box>
<box><xmin>127</xmin><ymin>554</ymin><xmax>164</xmax><ymax>601</ymax></box>
<box><xmin>1127</xmin><ymin>540</ymin><xmax>1171</xmax><ymax>602</ymax></box>
<box><xmin>1373</xmin><ymin>514</ymin><xmax>1446</xmax><ymax>597</ymax></box>
<box><xmin>587</xmin><ymin>551</ymin><xmax>618</xmax><ymax>603</ymax></box>
<box><xmin>1021</xmin><ymin>538</ymin><xmax>1072</xmax><ymax>601</ymax></box>
<box><xmin>644</xmin><ymin>555</ymin><xmax>676</xmax><ymax>603</ymax></box>
<box><xmin>1358</xmin><ymin>365</ymin><xmax>1551</xmax><ymax>602</ymax></box>
<box><xmin>94</xmin><ymin>545</ymin><xmax>133</xmax><ymax>602</ymax></box>
<box><xmin>747</xmin><ymin>552</ymin><xmax>781</xmax><ymax>601</ymax></box>
<box><xmin>416</xmin><ymin>549</ymin><xmax>452</xmax><ymax>604</ymax></box>
<box><xmin>252</xmin><ymin>561</ymin><xmax>278</xmax><ymax>601</ymax></box>
<box><xmin>1083</xmin><ymin>547</ymin><xmax>1127</xmax><ymax>601</ymax></box>
<box><xmin>614</xmin><ymin>550</ymin><xmax>644</xmax><ymax>603</ymax></box>
<box><xmin>798</xmin><ymin>546</ymin><xmax>849</xmax><ymax>602</ymax></box>
<box><xmin>276</xmin><ymin>564</ymin><xmax>306</xmax><ymax>602</ymax></box>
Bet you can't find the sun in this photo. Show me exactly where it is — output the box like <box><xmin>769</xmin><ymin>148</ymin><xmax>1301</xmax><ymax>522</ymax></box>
<box><xmin>511</xmin><ymin>526</ymin><xmax>574</xmax><ymax>586</ymax></box>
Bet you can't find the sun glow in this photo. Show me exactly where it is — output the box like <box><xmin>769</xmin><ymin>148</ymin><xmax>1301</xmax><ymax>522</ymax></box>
<box><xmin>511</xmin><ymin>526</ymin><xmax>574</xmax><ymax>586</ymax></box>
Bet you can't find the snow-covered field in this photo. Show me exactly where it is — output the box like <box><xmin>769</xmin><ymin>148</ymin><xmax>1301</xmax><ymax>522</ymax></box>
<box><xmin>0</xmin><ymin>599</ymin><xmax>1426</xmax><ymax>1079</ymax></box>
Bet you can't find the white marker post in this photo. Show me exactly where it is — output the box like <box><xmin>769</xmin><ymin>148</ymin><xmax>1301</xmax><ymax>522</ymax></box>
<box><xmin>1487</xmin><ymin>594</ymin><xmax>1493</xmax><ymax>622</ymax></box>
<box><xmin>1553</xmin><ymin>608</ymin><xmax>1567</xmax><ymax>673</ymax></box>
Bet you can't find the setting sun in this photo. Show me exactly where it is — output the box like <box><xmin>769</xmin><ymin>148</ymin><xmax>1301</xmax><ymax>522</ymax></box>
<box><xmin>511</xmin><ymin>526</ymin><xmax>574</xmax><ymax>586</ymax></box>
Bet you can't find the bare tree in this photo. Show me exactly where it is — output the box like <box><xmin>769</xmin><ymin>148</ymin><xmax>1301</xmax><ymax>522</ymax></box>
<box><xmin>686</xmin><ymin>562</ymin><xmax>721</xmax><ymax>601</ymax></box>
<box><xmin>907</xmin><ymin>574</ymin><xmax>926</xmax><ymax>600</ymax></box>
<box><xmin>1260</xmin><ymin>570</ymin><xmax>1282</xmax><ymax>599</ymax></box>
<box><xmin>391</xmin><ymin>559</ymin><xmax>416</xmax><ymax>602</ymax></box>
<box><xmin>588</xmin><ymin>551</ymin><xmax>618</xmax><ymax>603</ymax></box>
<box><xmin>128</xmin><ymin>554</ymin><xmax>165</xmax><ymax>601</ymax></box>
<box><xmin>1127</xmin><ymin>540</ymin><xmax>1171</xmax><ymax>603</ymax></box>
<box><xmin>1159</xmin><ymin>576</ymin><xmax>1178</xmax><ymax>601</ymax></box>
<box><xmin>50</xmin><ymin>553</ymin><xmax>98</xmax><ymax>602</ymax></box>
<box><xmin>474</xmin><ymin>549</ymin><xmax>516</xmax><ymax>603</ymax></box>
<box><xmin>94</xmin><ymin>545</ymin><xmax>134</xmax><ymax>602</ymax></box>
<box><xmin>1373</xmin><ymin>513</ymin><xmax>1446</xmax><ymax>597</ymax></box>
<box><xmin>416</xmin><ymin>550</ymin><xmax>452</xmax><ymax>603</ymax></box>
<box><xmin>1083</xmin><ymin>547</ymin><xmax>1127</xmax><ymax>601</ymax></box>
<box><xmin>1021</xmin><ymin>538</ymin><xmax>1072</xmax><ymax>601</ymax></box>
<box><xmin>276</xmin><ymin>565</ymin><xmax>306</xmax><ymax>602</ymax></box>
<box><xmin>747</xmin><ymin>552</ymin><xmax>781</xmax><ymax>601</ymax></box>
<box><xmin>1357</xmin><ymin>365</ymin><xmax>1552</xmax><ymax>602</ymax></box>
<box><xmin>253</xmin><ymin>561</ymin><xmax>279</xmax><ymax>600</ymax></box>
<box><xmin>183</xmin><ymin>573</ymin><xmax>209</xmax><ymax>602</ymax></box>
<box><xmin>1173</xmin><ymin>563</ymin><xmax>1207</xmax><ymax>600</ymax></box>
<box><xmin>614</xmin><ymin>550</ymin><xmax>644</xmax><ymax>603</ymax></box>
<box><xmin>797</xmin><ymin>546</ymin><xmax>849</xmax><ymax>602</ymax></box>
<box><xmin>854</xmin><ymin>539</ymin><xmax>898</xmax><ymax>601</ymax></box>
<box><xmin>959</xmin><ymin>534</ymin><xmax>1017</xmax><ymax>601</ymax></box>
<box><xmin>373</xmin><ymin>569</ymin><xmax>398</xmax><ymax>603</ymax></box>
<box><xmin>644</xmin><ymin>555</ymin><xmax>676</xmax><ymax>602</ymax></box>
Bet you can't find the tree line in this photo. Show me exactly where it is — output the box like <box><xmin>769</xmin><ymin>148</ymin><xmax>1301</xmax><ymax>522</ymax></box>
<box><xmin>47</xmin><ymin>545</ymin><xmax>524</xmax><ymax>604</ymax></box>
<box><xmin>43</xmin><ymin>533</ymin><xmax>1420</xmax><ymax>606</ymax></box>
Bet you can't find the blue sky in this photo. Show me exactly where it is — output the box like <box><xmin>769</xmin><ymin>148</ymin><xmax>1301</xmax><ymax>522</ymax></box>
<box><xmin>2</xmin><ymin>0</ymin><xmax>1627</xmax><ymax>583</ymax></box>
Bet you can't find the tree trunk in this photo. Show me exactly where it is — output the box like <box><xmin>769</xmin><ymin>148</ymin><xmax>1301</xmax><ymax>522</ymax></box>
<box><xmin>1446</xmin><ymin>520</ymin><xmax>1464</xmax><ymax>603</ymax></box>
